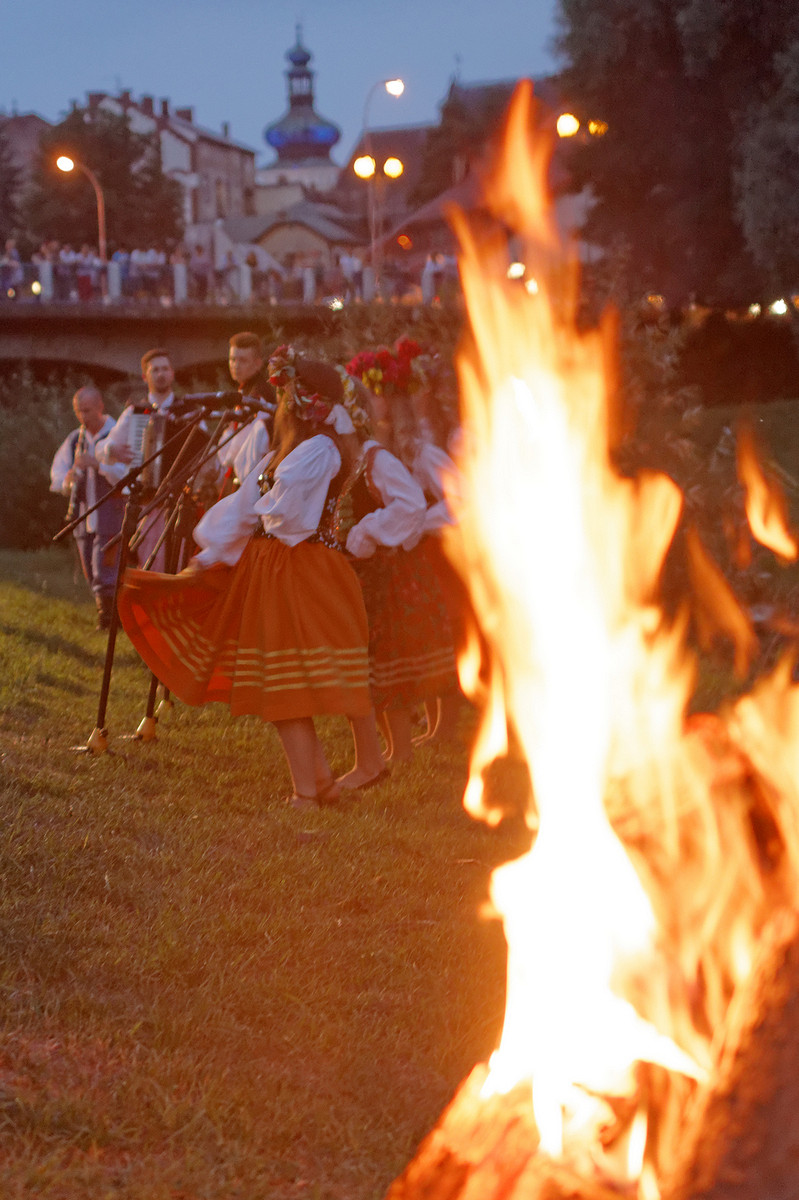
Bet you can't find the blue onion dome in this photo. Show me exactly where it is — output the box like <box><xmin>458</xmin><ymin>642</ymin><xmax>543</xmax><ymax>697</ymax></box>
<box><xmin>264</xmin><ymin>26</ymin><xmax>341</xmax><ymax>162</ymax></box>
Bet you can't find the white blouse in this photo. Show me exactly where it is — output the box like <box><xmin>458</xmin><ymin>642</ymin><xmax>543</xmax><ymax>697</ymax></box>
<box><xmin>217</xmin><ymin>414</ymin><xmax>271</xmax><ymax>485</ymax></box>
<box><xmin>193</xmin><ymin>434</ymin><xmax>341</xmax><ymax>567</ymax></box>
<box><xmin>344</xmin><ymin>440</ymin><xmax>426</xmax><ymax>559</ymax></box>
<box><xmin>409</xmin><ymin>441</ymin><xmax>460</xmax><ymax>539</ymax></box>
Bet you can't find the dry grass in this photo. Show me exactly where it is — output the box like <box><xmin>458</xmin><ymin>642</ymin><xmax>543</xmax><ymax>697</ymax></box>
<box><xmin>0</xmin><ymin>547</ymin><xmax>530</xmax><ymax>1199</ymax></box>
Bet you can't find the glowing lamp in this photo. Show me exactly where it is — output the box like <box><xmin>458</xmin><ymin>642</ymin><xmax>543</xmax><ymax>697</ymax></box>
<box><xmin>556</xmin><ymin>113</ymin><xmax>580</xmax><ymax>138</ymax></box>
<box><xmin>385</xmin><ymin>79</ymin><xmax>405</xmax><ymax>97</ymax></box>
<box><xmin>507</xmin><ymin>261</ymin><xmax>526</xmax><ymax>280</ymax></box>
<box><xmin>383</xmin><ymin>157</ymin><xmax>404</xmax><ymax>178</ymax></box>
<box><xmin>56</xmin><ymin>155</ymin><xmax>75</xmax><ymax>172</ymax></box>
<box><xmin>354</xmin><ymin>155</ymin><xmax>376</xmax><ymax>179</ymax></box>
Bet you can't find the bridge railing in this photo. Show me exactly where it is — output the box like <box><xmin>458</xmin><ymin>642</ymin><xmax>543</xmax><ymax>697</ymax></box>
<box><xmin>0</xmin><ymin>257</ymin><xmax>462</xmax><ymax>308</ymax></box>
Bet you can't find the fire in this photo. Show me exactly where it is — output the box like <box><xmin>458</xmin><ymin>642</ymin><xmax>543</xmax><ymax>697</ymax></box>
<box><xmin>442</xmin><ymin>81</ymin><xmax>799</xmax><ymax>1193</ymax></box>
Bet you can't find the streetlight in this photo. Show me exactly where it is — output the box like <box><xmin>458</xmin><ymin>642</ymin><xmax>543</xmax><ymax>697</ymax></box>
<box><xmin>359</xmin><ymin>78</ymin><xmax>404</xmax><ymax>296</ymax></box>
<box><xmin>56</xmin><ymin>154</ymin><xmax>107</xmax><ymax>269</ymax></box>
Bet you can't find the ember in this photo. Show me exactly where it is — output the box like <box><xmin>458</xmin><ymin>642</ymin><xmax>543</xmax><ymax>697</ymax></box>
<box><xmin>388</xmin><ymin>82</ymin><xmax>799</xmax><ymax>1199</ymax></box>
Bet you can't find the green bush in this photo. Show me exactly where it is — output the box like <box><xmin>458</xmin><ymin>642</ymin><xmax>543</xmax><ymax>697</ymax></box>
<box><xmin>0</xmin><ymin>367</ymin><xmax>96</xmax><ymax>549</ymax></box>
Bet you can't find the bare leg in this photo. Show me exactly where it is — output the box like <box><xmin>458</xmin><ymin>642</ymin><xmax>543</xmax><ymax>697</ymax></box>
<box><xmin>434</xmin><ymin>693</ymin><xmax>460</xmax><ymax>741</ymax></box>
<box><xmin>336</xmin><ymin>711</ymin><xmax>390</xmax><ymax>789</ymax></box>
<box><xmin>312</xmin><ymin>736</ymin><xmax>338</xmax><ymax>794</ymax></box>
<box><xmin>384</xmin><ymin>708</ymin><xmax>413</xmax><ymax>765</ymax></box>
<box><xmin>414</xmin><ymin>693</ymin><xmax>462</xmax><ymax>747</ymax></box>
<box><xmin>274</xmin><ymin>717</ymin><xmax>332</xmax><ymax>801</ymax></box>
<box><xmin>413</xmin><ymin>699</ymin><xmax>439</xmax><ymax>745</ymax></box>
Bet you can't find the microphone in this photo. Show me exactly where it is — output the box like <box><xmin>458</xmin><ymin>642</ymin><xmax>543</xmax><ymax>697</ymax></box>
<box><xmin>178</xmin><ymin>391</ymin><xmax>275</xmax><ymax>415</ymax></box>
<box><xmin>239</xmin><ymin>394</ymin><xmax>277</xmax><ymax>415</ymax></box>
<box><xmin>180</xmin><ymin>391</ymin><xmax>243</xmax><ymax>406</ymax></box>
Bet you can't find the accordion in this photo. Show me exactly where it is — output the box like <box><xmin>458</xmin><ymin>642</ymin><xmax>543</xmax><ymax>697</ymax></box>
<box><xmin>125</xmin><ymin>405</ymin><xmax>208</xmax><ymax>498</ymax></box>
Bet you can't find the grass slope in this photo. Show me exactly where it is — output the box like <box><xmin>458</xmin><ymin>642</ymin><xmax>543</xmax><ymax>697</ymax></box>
<box><xmin>0</xmin><ymin>548</ymin><xmax>529</xmax><ymax>1200</ymax></box>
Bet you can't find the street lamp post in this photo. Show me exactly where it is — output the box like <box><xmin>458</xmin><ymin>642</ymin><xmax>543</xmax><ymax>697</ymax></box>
<box><xmin>359</xmin><ymin>78</ymin><xmax>404</xmax><ymax>297</ymax></box>
<box><xmin>56</xmin><ymin>155</ymin><xmax>107</xmax><ymax>294</ymax></box>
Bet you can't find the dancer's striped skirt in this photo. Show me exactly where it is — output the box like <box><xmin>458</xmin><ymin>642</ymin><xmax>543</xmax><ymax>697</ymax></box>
<box><xmin>118</xmin><ymin>537</ymin><xmax>372</xmax><ymax>721</ymax></box>
<box><xmin>354</xmin><ymin>542</ymin><xmax>457</xmax><ymax>711</ymax></box>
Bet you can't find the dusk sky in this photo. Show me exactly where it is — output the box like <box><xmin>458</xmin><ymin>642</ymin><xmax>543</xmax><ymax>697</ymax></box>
<box><xmin>3</xmin><ymin>0</ymin><xmax>561</xmax><ymax>164</ymax></box>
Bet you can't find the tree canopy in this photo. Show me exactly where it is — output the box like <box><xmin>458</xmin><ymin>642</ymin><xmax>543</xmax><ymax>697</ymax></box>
<box><xmin>0</xmin><ymin>119</ymin><xmax>22</xmax><ymax>243</ymax></box>
<box><xmin>21</xmin><ymin>106</ymin><xmax>183</xmax><ymax>253</ymax></box>
<box><xmin>556</xmin><ymin>0</ymin><xmax>799</xmax><ymax>306</ymax></box>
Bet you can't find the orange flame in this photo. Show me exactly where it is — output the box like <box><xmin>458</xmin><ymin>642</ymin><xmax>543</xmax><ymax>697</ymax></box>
<box><xmin>737</xmin><ymin>426</ymin><xmax>798</xmax><ymax>561</ymax></box>
<box><xmin>446</xmin><ymin>81</ymin><xmax>799</xmax><ymax>1191</ymax></box>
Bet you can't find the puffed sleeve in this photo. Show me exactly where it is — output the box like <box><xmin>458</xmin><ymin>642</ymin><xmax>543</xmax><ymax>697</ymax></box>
<box><xmin>254</xmin><ymin>435</ymin><xmax>341</xmax><ymax>546</ymax></box>
<box><xmin>413</xmin><ymin>442</ymin><xmax>461</xmax><ymax>542</ymax></box>
<box><xmin>95</xmin><ymin>407</ymin><xmax>133</xmax><ymax>486</ymax></box>
<box><xmin>345</xmin><ymin>443</ymin><xmax>425</xmax><ymax>559</ymax></box>
<box><xmin>233</xmin><ymin>417</ymin><xmax>271</xmax><ymax>483</ymax></box>
<box><xmin>50</xmin><ymin>432</ymin><xmax>75</xmax><ymax>494</ymax></box>
<box><xmin>192</xmin><ymin>453</ymin><xmax>269</xmax><ymax>566</ymax></box>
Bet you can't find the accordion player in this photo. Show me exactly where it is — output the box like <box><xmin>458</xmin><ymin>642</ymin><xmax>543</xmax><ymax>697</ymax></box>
<box><xmin>96</xmin><ymin>352</ymin><xmax>220</xmax><ymax>570</ymax></box>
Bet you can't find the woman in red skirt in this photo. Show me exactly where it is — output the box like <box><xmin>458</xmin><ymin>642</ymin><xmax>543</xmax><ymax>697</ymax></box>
<box><xmin>118</xmin><ymin>347</ymin><xmax>383</xmax><ymax>808</ymax></box>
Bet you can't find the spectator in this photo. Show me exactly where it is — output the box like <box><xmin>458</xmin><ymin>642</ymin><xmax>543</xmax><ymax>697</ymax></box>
<box><xmin>111</xmin><ymin>246</ymin><xmax>131</xmax><ymax>297</ymax></box>
<box><xmin>190</xmin><ymin>243</ymin><xmax>212</xmax><ymax>302</ymax></box>
<box><xmin>75</xmin><ymin>244</ymin><xmax>100</xmax><ymax>302</ymax></box>
<box><xmin>56</xmin><ymin>243</ymin><xmax>78</xmax><ymax>301</ymax></box>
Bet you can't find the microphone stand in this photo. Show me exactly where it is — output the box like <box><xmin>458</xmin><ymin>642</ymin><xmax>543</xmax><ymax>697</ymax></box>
<box><xmin>57</xmin><ymin>406</ymin><xmax>256</xmax><ymax>754</ymax></box>
<box><xmin>129</xmin><ymin>407</ymin><xmax>239</xmax><ymax>741</ymax></box>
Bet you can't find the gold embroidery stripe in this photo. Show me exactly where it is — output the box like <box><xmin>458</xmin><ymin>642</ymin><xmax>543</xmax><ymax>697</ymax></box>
<box><xmin>371</xmin><ymin>650</ymin><xmax>456</xmax><ymax>686</ymax></box>
<box><xmin>151</xmin><ymin>625</ymin><xmax>368</xmax><ymax>686</ymax></box>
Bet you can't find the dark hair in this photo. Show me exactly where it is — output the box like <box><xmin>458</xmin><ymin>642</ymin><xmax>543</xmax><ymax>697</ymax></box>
<box><xmin>229</xmin><ymin>331</ymin><xmax>264</xmax><ymax>356</ymax></box>
<box><xmin>141</xmin><ymin>348</ymin><xmax>171</xmax><ymax>373</ymax></box>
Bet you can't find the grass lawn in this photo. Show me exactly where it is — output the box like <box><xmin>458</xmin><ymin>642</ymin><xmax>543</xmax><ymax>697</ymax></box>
<box><xmin>0</xmin><ymin>547</ymin><xmax>531</xmax><ymax>1200</ymax></box>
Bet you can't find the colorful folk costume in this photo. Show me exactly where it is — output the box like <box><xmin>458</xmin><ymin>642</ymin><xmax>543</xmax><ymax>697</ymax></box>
<box><xmin>343</xmin><ymin>343</ymin><xmax>459</xmax><ymax>715</ymax></box>
<box><xmin>405</xmin><ymin>437</ymin><xmax>470</xmax><ymax>661</ymax></box>
<box><xmin>342</xmin><ymin>438</ymin><xmax>457</xmax><ymax>712</ymax></box>
<box><xmin>118</xmin><ymin>391</ymin><xmax>372</xmax><ymax>728</ymax></box>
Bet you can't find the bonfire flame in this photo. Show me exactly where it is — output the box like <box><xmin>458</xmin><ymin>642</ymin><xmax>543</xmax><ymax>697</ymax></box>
<box><xmin>444</xmin><ymin>81</ymin><xmax>799</xmax><ymax>1194</ymax></box>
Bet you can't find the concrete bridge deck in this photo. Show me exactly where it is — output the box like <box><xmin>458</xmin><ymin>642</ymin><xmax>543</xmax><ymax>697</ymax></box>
<box><xmin>0</xmin><ymin>302</ymin><xmax>345</xmax><ymax>381</ymax></box>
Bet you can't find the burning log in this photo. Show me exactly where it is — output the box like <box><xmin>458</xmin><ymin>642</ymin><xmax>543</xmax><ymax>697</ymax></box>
<box><xmin>386</xmin><ymin>1064</ymin><xmax>618</xmax><ymax>1200</ymax></box>
<box><xmin>388</xmin><ymin>913</ymin><xmax>799</xmax><ymax>1200</ymax></box>
<box><xmin>666</xmin><ymin>909</ymin><xmax>799</xmax><ymax>1200</ymax></box>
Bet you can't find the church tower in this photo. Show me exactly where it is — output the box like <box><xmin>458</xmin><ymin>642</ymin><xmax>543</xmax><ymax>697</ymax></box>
<box><xmin>260</xmin><ymin>26</ymin><xmax>341</xmax><ymax>190</ymax></box>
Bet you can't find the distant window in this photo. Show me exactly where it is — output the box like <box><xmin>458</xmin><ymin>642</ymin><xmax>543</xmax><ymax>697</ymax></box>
<box><xmin>215</xmin><ymin>179</ymin><xmax>227</xmax><ymax>217</ymax></box>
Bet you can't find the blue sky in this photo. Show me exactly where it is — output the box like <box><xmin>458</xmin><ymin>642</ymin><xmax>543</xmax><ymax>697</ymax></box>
<box><xmin>3</xmin><ymin>0</ymin><xmax>561</xmax><ymax>164</ymax></box>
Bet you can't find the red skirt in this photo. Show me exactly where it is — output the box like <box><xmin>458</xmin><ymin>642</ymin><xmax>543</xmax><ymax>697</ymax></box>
<box><xmin>118</xmin><ymin>537</ymin><xmax>372</xmax><ymax>721</ymax></box>
<box><xmin>354</xmin><ymin>541</ymin><xmax>457</xmax><ymax>712</ymax></box>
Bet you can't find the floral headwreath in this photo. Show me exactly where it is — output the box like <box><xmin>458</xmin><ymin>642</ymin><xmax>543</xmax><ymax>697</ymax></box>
<box><xmin>345</xmin><ymin>337</ymin><xmax>426</xmax><ymax>399</ymax></box>
<box><xmin>268</xmin><ymin>344</ymin><xmax>334</xmax><ymax>426</ymax></box>
<box><xmin>334</xmin><ymin>364</ymin><xmax>371</xmax><ymax>434</ymax></box>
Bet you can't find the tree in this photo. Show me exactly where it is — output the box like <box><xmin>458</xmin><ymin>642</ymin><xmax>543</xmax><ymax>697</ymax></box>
<box><xmin>556</xmin><ymin>0</ymin><xmax>799</xmax><ymax>306</ymax></box>
<box><xmin>0</xmin><ymin>119</ymin><xmax>22</xmax><ymax>242</ymax></box>
<box><xmin>734</xmin><ymin>39</ymin><xmax>799</xmax><ymax>295</ymax></box>
<box><xmin>21</xmin><ymin>106</ymin><xmax>183</xmax><ymax>252</ymax></box>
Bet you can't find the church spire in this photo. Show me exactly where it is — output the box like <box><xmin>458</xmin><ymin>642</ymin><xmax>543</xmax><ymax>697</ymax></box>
<box><xmin>264</xmin><ymin>29</ymin><xmax>341</xmax><ymax>161</ymax></box>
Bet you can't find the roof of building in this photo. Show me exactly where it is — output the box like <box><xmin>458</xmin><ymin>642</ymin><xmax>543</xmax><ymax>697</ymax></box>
<box><xmin>221</xmin><ymin>200</ymin><xmax>360</xmax><ymax>248</ymax></box>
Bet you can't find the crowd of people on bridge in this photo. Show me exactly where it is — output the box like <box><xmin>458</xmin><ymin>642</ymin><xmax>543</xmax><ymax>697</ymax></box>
<box><xmin>6</xmin><ymin>235</ymin><xmax>461</xmax><ymax>308</ymax></box>
<box><xmin>51</xmin><ymin>330</ymin><xmax>469</xmax><ymax>806</ymax></box>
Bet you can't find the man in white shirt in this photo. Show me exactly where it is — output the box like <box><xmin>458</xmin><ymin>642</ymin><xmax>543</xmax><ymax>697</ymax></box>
<box><xmin>217</xmin><ymin>331</ymin><xmax>277</xmax><ymax>491</ymax></box>
<box><xmin>98</xmin><ymin>348</ymin><xmax>221</xmax><ymax>570</ymax></box>
<box><xmin>50</xmin><ymin>386</ymin><xmax>124</xmax><ymax>629</ymax></box>
<box><xmin>98</xmin><ymin>349</ymin><xmax>183</xmax><ymax>570</ymax></box>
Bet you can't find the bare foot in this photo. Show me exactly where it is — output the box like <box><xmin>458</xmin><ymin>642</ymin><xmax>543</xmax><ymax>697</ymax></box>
<box><xmin>336</xmin><ymin>765</ymin><xmax>391</xmax><ymax>790</ymax></box>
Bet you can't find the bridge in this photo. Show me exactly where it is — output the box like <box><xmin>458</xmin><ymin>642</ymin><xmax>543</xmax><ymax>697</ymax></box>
<box><xmin>0</xmin><ymin>302</ymin><xmax>354</xmax><ymax>383</ymax></box>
